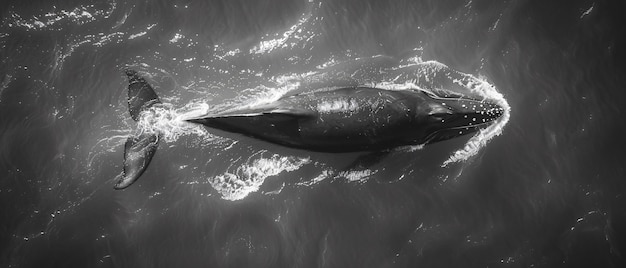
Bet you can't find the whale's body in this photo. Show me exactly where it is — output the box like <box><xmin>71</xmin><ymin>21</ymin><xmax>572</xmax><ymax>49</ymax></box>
<box><xmin>187</xmin><ymin>87</ymin><xmax>502</xmax><ymax>152</ymax></box>
<box><xmin>114</xmin><ymin>70</ymin><xmax>504</xmax><ymax>189</ymax></box>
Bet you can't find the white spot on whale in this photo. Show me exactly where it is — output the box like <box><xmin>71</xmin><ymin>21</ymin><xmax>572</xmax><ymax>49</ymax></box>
<box><xmin>317</xmin><ymin>98</ymin><xmax>360</xmax><ymax>113</ymax></box>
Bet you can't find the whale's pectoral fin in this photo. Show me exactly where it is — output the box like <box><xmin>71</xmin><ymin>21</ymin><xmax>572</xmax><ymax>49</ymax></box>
<box><xmin>344</xmin><ymin>151</ymin><xmax>391</xmax><ymax>173</ymax></box>
<box><xmin>114</xmin><ymin>132</ymin><xmax>160</xmax><ymax>189</ymax></box>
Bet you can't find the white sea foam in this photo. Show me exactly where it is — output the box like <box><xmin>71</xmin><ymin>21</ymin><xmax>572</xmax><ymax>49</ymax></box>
<box><xmin>128</xmin><ymin>24</ymin><xmax>157</xmax><ymax>40</ymax></box>
<box><xmin>210</xmin><ymin>153</ymin><xmax>311</xmax><ymax>200</ymax></box>
<box><xmin>4</xmin><ymin>4</ymin><xmax>115</xmax><ymax>30</ymax></box>
<box><xmin>338</xmin><ymin>169</ymin><xmax>377</xmax><ymax>183</ymax></box>
<box><xmin>0</xmin><ymin>74</ymin><xmax>14</xmax><ymax>103</ymax></box>
<box><xmin>297</xmin><ymin>167</ymin><xmax>375</xmax><ymax>186</ymax></box>
<box><xmin>220</xmin><ymin>72</ymin><xmax>312</xmax><ymax>111</ymax></box>
<box><xmin>249</xmin><ymin>1</ymin><xmax>319</xmax><ymax>54</ymax></box>
<box><xmin>135</xmin><ymin>102</ymin><xmax>215</xmax><ymax>143</ymax></box>
<box><xmin>169</xmin><ymin>33</ymin><xmax>184</xmax><ymax>43</ymax></box>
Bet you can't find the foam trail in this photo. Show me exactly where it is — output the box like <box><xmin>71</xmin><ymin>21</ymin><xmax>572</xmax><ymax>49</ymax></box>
<box><xmin>210</xmin><ymin>153</ymin><xmax>311</xmax><ymax>200</ymax></box>
<box><xmin>135</xmin><ymin>102</ymin><xmax>217</xmax><ymax>143</ymax></box>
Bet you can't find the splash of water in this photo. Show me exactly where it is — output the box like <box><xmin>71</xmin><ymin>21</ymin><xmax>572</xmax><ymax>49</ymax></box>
<box><xmin>210</xmin><ymin>153</ymin><xmax>311</xmax><ymax>200</ymax></box>
<box><xmin>135</xmin><ymin>102</ymin><xmax>216</xmax><ymax>143</ymax></box>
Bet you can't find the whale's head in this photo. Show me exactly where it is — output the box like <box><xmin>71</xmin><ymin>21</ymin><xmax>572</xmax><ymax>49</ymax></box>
<box><xmin>417</xmin><ymin>90</ymin><xmax>504</xmax><ymax>144</ymax></box>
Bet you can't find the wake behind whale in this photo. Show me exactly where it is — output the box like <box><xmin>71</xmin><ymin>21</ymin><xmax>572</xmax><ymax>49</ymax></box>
<box><xmin>114</xmin><ymin>67</ymin><xmax>505</xmax><ymax>190</ymax></box>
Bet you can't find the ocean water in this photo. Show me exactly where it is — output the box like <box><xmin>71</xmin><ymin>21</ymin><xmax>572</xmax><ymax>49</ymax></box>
<box><xmin>1</xmin><ymin>0</ymin><xmax>625</xmax><ymax>267</ymax></box>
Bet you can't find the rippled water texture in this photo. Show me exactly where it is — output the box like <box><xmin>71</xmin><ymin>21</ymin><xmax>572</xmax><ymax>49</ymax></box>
<box><xmin>1</xmin><ymin>0</ymin><xmax>625</xmax><ymax>267</ymax></box>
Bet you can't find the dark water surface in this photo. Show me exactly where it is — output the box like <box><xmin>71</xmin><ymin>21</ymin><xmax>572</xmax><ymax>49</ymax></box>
<box><xmin>2</xmin><ymin>0</ymin><xmax>626</xmax><ymax>267</ymax></box>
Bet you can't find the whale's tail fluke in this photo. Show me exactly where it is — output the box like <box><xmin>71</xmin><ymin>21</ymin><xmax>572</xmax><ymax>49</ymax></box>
<box><xmin>114</xmin><ymin>70</ymin><xmax>161</xmax><ymax>190</ymax></box>
<box><xmin>125</xmin><ymin>69</ymin><xmax>161</xmax><ymax>120</ymax></box>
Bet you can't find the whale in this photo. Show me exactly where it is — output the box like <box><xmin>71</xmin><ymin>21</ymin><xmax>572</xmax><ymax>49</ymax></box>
<box><xmin>114</xmin><ymin>69</ymin><xmax>504</xmax><ymax>189</ymax></box>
